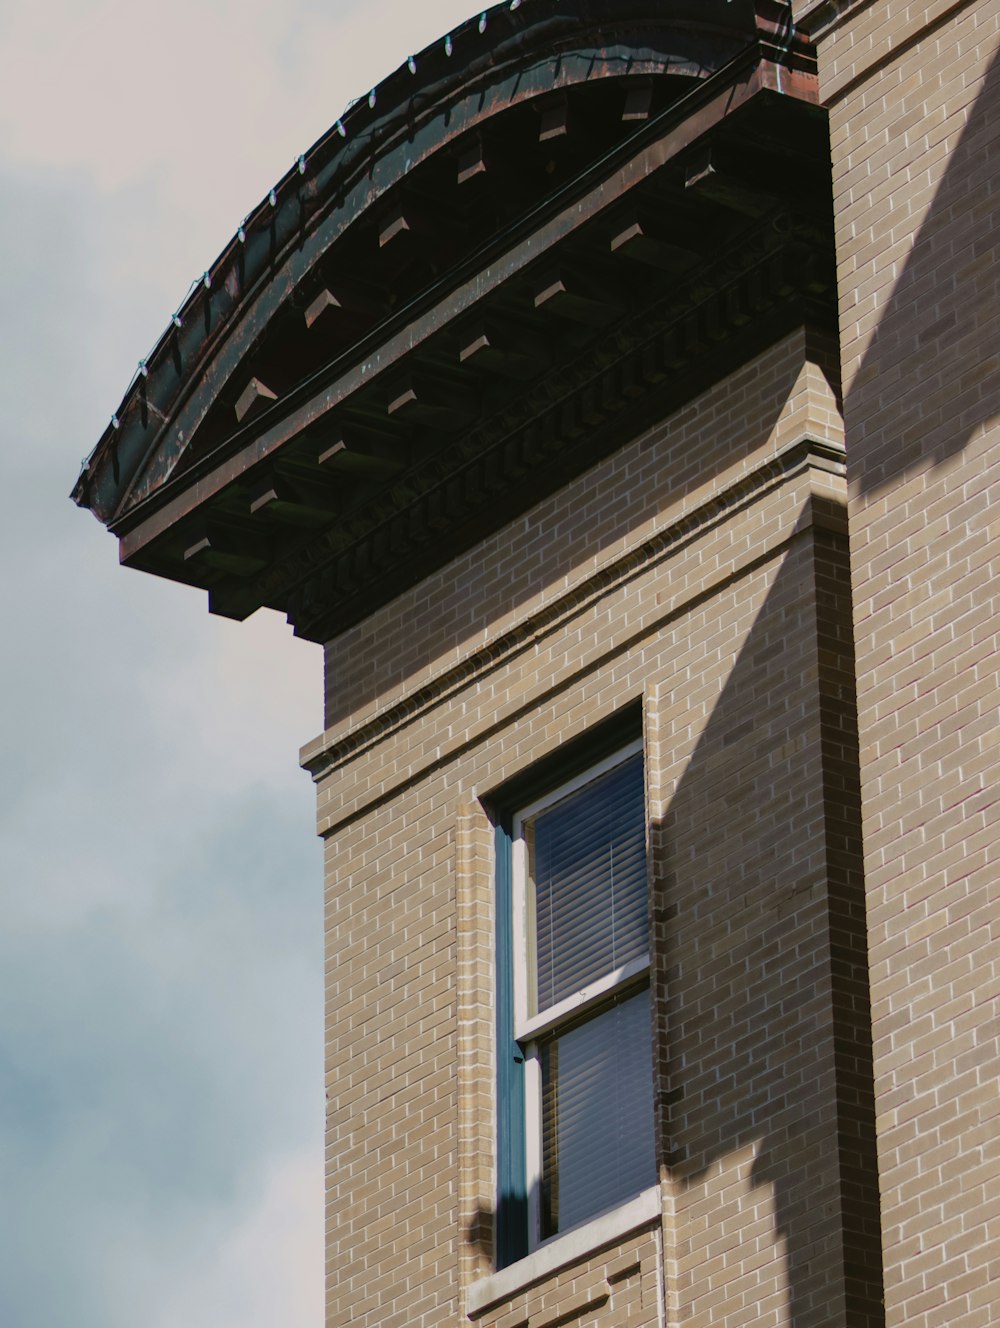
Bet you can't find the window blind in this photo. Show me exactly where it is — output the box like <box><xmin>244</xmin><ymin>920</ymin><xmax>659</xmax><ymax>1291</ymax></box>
<box><xmin>539</xmin><ymin>988</ymin><xmax>654</xmax><ymax>1235</ymax></box>
<box><xmin>528</xmin><ymin>752</ymin><xmax>647</xmax><ymax>1013</ymax></box>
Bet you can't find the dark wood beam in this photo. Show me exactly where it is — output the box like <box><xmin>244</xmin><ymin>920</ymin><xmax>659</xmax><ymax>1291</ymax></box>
<box><xmin>247</xmin><ymin>470</ymin><xmax>340</xmax><ymax>524</ymax></box>
<box><xmin>534</xmin><ymin>271</ymin><xmax>620</xmax><ymax>326</ymax></box>
<box><xmin>304</xmin><ymin>289</ymin><xmax>339</xmax><ymax>329</ymax></box>
<box><xmin>379</xmin><ymin>211</ymin><xmax>412</xmax><ymax>248</ymax></box>
<box><xmin>316</xmin><ymin>425</ymin><xmax>408</xmax><ymax>478</ymax></box>
<box><xmin>207</xmin><ymin>576</ymin><xmax>267</xmax><ymax>622</ymax></box>
<box><xmin>234</xmin><ymin>377</ymin><xmax>278</xmax><ymax>424</ymax></box>
<box><xmin>457</xmin><ymin>141</ymin><xmax>488</xmax><ymax>186</ymax></box>
<box><xmin>303</xmin><ymin>283</ymin><xmax>389</xmax><ymax>326</ymax></box>
<box><xmin>538</xmin><ymin>94</ymin><xmax>569</xmax><ymax>143</ymax></box>
<box><xmin>118</xmin><ymin>63</ymin><xmax>779</xmax><ymax>563</ymax></box>
<box><xmin>385</xmin><ymin>375</ymin><xmax>478</xmax><ymax>429</ymax></box>
<box><xmin>458</xmin><ymin>321</ymin><xmax>548</xmax><ymax>378</ymax></box>
<box><xmin>684</xmin><ymin>149</ymin><xmax>773</xmax><ymax>217</ymax></box>
<box><xmin>610</xmin><ymin>216</ymin><xmax>701</xmax><ymax>274</ymax></box>
<box><xmin>378</xmin><ymin>201</ymin><xmax>463</xmax><ymax>252</ymax></box>
<box><xmin>182</xmin><ymin>522</ymin><xmax>270</xmax><ymax>574</ymax></box>
<box><xmin>621</xmin><ymin>80</ymin><xmax>653</xmax><ymax>123</ymax></box>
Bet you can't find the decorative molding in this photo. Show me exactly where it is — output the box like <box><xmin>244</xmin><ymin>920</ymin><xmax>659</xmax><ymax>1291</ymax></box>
<box><xmin>286</xmin><ymin>242</ymin><xmax>832</xmax><ymax>642</ymax></box>
<box><xmin>799</xmin><ymin>0</ymin><xmax>977</xmax><ymax>105</ymax></box>
<box><xmin>302</xmin><ymin>434</ymin><xmax>845</xmax><ymax>782</ymax></box>
<box><xmin>87</xmin><ymin>35</ymin><xmax>833</xmax><ymax>649</ymax></box>
<box><xmin>78</xmin><ymin>2</ymin><xmax>779</xmax><ymax>527</ymax></box>
<box><xmin>789</xmin><ymin>0</ymin><xmax>873</xmax><ymax>38</ymax></box>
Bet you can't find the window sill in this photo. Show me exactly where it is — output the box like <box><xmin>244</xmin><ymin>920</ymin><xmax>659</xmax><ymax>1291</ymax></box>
<box><xmin>466</xmin><ymin>1186</ymin><xmax>661</xmax><ymax>1317</ymax></box>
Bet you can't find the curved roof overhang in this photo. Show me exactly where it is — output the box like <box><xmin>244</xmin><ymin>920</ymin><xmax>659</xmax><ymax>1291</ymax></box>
<box><xmin>72</xmin><ymin>0</ymin><xmax>832</xmax><ymax>642</ymax></box>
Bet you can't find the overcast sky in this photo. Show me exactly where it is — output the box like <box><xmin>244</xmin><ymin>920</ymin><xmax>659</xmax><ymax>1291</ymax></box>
<box><xmin>0</xmin><ymin>3</ymin><xmax>477</xmax><ymax>1324</ymax></box>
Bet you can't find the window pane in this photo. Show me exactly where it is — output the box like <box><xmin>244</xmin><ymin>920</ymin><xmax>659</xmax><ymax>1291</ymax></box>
<box><xmin>529</xmin><ymin>753</ymin><xmax>647</xmax><ymax>1012</ymax></box>
<box><xmin>539</xmin><ymin>988</ymin><xmax>655</xmax><ymax>1237</ymax></box>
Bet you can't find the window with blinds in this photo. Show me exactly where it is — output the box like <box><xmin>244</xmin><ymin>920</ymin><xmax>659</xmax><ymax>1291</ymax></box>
<box><xmin>511</xmin><ymin>743</ymin><xmax>654</xmax><ymax>1246</ymax></box>
<box><xmin>526</xmin><ymin>753</ymin><xmax>648</xmax><ymax>1013</ymax></box>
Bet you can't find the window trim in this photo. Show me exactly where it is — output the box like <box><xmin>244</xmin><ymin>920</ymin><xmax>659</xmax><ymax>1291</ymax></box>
<box><xmin>494</xmin><ymin>820</ymin><xmax>528</xmax><ymax>1268</ymax></box>
<box><xmin>511</xmin><ymin>737</ymin><xmax>647</xmax><ymax>1041</ymax></box>
<box><xmin>497</xmin><ymin>736</ymin><xmax>651</xmax><ymax>1261</ymax></box>
<box><xmin>468</xmin><ymin>1184</ymin><xmax>661</xmax><ymax>1317</ymax></box>
<box><xmin>514</xmin><ymin>953</ymin><xmax>650</xmax><ymax>1043</ymax></box>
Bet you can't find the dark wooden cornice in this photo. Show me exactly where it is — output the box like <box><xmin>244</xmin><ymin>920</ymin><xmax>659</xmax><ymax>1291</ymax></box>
<box><xmin>72</xmin><ymin>2</ymin><xmax>831</xmax><ymax>643</ymax></box>
<box><xmin>285</xmin><ymin>229</ymin><xmax>829</xmax><ymax>642</ymax></box>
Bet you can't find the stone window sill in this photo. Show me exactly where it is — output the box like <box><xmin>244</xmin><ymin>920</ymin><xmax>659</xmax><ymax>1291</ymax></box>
<box><xmin>466</xmin><ymin>1186</ymin><xmax>661</xmax><ymax>1317</ymax></box>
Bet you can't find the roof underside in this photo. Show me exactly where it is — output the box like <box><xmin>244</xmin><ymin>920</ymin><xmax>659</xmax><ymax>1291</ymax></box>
<box><xmin>73</xmin><ymin>0</ymin><xmax>834</xmax><ymax>643</ymax></box>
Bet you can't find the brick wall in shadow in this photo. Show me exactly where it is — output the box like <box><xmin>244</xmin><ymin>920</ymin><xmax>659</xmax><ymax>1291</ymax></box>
<box><xmin>832</xmin><ymin>23</ymin><xmax>1000</xmax><ymax>1325</ymax></box>
<box><xmin>323</xmin><ymin>332</ymin><xmax>835</xmax><ymax>729</ymax></box>
<box><xmin>845</xmin><ymin>39</ymin><xmax>1000</xmax><ymax>501</ymax></box>
<box><xmin>650</xmin><ymin>521</ymin><xmax>883</xmax><ymax>1328</ymax></box>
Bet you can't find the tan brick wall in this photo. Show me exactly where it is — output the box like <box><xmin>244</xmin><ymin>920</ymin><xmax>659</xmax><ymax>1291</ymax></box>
<box><xmin>795</xmin><ymin>0</ymin><xmax>985</xmax><ymax>103</ymax></box>
<box><xmin>319</xmin><ymin>327</ymin><xmax>842</xmax><ymax>735</ymax></box>
<box><xmin>311</xmin><ymin>333</ymin><xmax>877</xmax><ymax>1327</ymax></box>
<box><xmin>648</xmin><ymin>525</ymin><xmax>878</xmax><ymax>1328</ymax></box>
<box><xmin>804</xmin><ymin>3</ymin><xmax>1000</xmax><ymax>1326</ymax></box>
<box><xmin>470</xmin><ymin>1227</ymin><xmax>663</xmax><ymax>1328</ymax></box>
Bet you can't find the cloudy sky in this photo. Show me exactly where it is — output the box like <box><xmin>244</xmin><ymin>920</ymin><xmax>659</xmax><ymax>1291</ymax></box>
<box><xmin>0</xmin><ymin>2</ymin><xmax>477</xmax><ymax>1323</ymax></box>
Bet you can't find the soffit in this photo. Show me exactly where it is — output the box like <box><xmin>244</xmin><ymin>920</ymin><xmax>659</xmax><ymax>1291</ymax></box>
<box><xmin>72</xmin><ymin>1</ymin><xmax>831</xmax><ymax>642</ymax></box>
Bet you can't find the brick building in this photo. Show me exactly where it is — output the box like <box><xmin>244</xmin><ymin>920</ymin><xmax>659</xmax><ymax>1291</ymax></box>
<box><xmin>73</xmin><ymin>2</ymin><xmax>999</xmax><ymax>1327</ymax></box>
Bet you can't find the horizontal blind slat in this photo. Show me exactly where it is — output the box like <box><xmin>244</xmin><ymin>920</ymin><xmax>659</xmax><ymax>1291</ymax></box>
<box><xmin>541</xmin><ymin>990</ymin><xmax>654</xmax><ymax>1236</ymax></box>
<box><xmin>530</xmin><ymin>753</ymin><xmax>647</xmax><ymax>1011</ymax></box>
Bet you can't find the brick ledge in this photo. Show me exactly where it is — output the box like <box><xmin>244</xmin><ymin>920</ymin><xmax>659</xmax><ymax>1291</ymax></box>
<box><xmin>301</xmin><ymin>434</ymin><xmax>845</xmax><ymax>785</ymax></box>
<box><xmin>465</xmin><ymin>1186</ymin><xmax>660</xmax><ymax>1318</ymax></box>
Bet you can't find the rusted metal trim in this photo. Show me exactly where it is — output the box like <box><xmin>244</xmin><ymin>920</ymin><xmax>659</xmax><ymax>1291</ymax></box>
<box><xmin>112</xmin><ymin>46</ymin><xmax>735</xmax><ymax>522</ymax></box>
<box><xmin>118</xmin><ymin>58</ymin><xmax>771</xmax><ymax>565</ymax></box>
<box><xmin>289</xmin><ymin>270</ymin><xmax>828</xmax><ymax>641</ymax></box>
<box><xmin>75</xmin><ymin>2</ymin><xmax>764</xmax><ymax>525</ymax></box>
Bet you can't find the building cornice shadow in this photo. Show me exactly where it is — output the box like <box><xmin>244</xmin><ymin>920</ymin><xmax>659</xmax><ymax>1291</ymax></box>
<box><xmin>650</xmin><ymin>513</ymin><xmax>883</xmax><ymax>1328</ymax></box>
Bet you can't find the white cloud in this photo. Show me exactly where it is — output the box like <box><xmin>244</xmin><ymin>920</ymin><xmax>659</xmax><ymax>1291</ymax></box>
<box><xmin>151</xmin><ymin>1150</ymin><xmax>325</xmax><ymax>1328</ymax></box>
<box><xmin>1</xmin><ymin>0</ymin><xmax>480</xmax><ymax>369</ymax></box>
<box><xmin>1</xmin><ymin>2</ymin><xmax>485</xmax><ymax>1324</ymax></box>
<box><xmin>2</xmin><ymin>0</ymin><xmax>474</xmax><ymax>185</ymax></box>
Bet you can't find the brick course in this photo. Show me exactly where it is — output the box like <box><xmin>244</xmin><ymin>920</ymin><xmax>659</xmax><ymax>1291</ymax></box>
<box><xmin>311</xmin><ymin>332</ymin><xmax>879</xmax><ymax>1327</ymax></box>
<box><xmin>792</xmin><ymin>2</ymin><xmax>1000</xmax><ymax>1326</ymax></box>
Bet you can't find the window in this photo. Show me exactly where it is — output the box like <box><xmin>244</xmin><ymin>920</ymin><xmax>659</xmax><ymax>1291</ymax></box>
<box><xmin>495</xmin><ymin>741</ymin><xmax>655</xmax><ymax>1265</ymax></box>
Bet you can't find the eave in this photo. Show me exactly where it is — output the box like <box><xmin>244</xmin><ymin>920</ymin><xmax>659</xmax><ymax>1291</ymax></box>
<box><xmin>73</xmin><ymin>1</ymin><xmax>832</xmax><ymax>644</ymax></box>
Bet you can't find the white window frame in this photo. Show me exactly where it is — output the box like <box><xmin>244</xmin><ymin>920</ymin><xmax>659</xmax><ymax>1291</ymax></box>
<box><xmin>510</xmin><ymin>737</ymin><xmax>650</xmax><ymax>1251</ymax></box>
